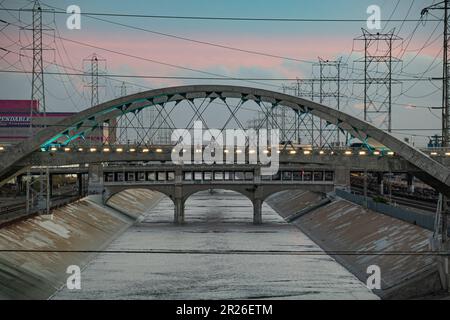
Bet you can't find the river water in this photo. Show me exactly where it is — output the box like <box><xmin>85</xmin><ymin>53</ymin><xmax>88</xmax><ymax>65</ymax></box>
<box><xmin>53</xmin><ymin>190</ymin><xmax>377</xmax><ymax>299</ymax></box>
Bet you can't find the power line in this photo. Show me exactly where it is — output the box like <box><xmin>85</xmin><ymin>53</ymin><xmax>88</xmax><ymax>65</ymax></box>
<box><xmin>0</xmin><ymin>69</ymin><xmax>442</xmax><ymax>82</ymax></box>
<box><xmin>36</xmin><ymin>1</ymin><xmax>435</xmax><ymax>81</ymax></box>
<box><xmin>0</xmin><ymin>8</ymin><xmax>441</xmax><ymax>23</ymax></box>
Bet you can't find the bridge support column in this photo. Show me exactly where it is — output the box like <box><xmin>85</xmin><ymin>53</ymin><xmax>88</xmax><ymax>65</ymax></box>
<box><xmin>407</xmin><ymin>173</ymin><xmax>415</xmax><ymax>194</ymax></box>
<box><xmin>88</xmin><ymin>164</ymin><xmax>104</xmax><ymax>195</ymax></box>
<box><xmin>376</xmin><ymin>173</ymin><xmax>384</xmax><ymax>195</ymax></box>
<box><xmin>335</xmin><ymin>167</ymin><xmax>350</xmax><ymax>190</ymax></box>
<box><xmin>49</xmin><ymin>174</ymin><xmax>53</xmax><ymax>198</ymax></box>
<box><xmin>174</xmin><ymin>197</ymin><xmax>185</xmax><ymax>224</ymax></box>
<box><xmin>77</xmin><ymin>174</ymin><xmax>83</xmax><ymax>196</ymax></box>
<box><xmin>253</xmin><ymin>198</ymin><xmax>262</xmax><ymax>225</ymax></box>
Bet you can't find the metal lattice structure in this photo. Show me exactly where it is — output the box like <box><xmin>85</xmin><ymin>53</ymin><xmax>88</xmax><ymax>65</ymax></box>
<box><xmin>313</xmin><ymin>58</ymin><xmax>345</xmax><ymax>146</ymax></box>
<box><xmin>19</xmin><ymin>0</ymin><xmax>54</xmax><ymax>133</ymax></box>
<box><xmin>83</xmin><ymin>53</ymin><xmax>106</xmax><ymax>144</ymax></box>
<box><xmin>354</xmin><ymin>29</ymin><xmax>402</xmax><ymax>132</ymax></box>
<box><xmin>0</xmin><ymin>85</ymin><xmax>449</xmax><ymax>196</ymax></box>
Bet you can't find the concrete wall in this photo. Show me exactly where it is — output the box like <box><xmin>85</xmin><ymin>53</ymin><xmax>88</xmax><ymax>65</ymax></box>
<box><xmin>0</xmin><ymin>189</ymin><xmax>163</xmax><ymax>300</ymax></box>
<box><xmin>266</xmin><ymin>190</ymin><xmax>443</xmax><ymax>299</ymax></box>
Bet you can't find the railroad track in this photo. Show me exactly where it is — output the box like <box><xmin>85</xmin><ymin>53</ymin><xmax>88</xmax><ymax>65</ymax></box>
<box><xmin>0</xmin><ymin>193</ymin><xmax>83</xmax><ymax>216</ymax></box>
<box><xmin>351</xmin><ymin>186</ymin><xmax>437</xmax><ymax>213</ymax></box>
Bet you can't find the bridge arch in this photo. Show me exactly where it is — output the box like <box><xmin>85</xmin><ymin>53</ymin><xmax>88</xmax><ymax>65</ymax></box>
<box><xmin>1</xmin><ymin>85</ymin><xmax>449</xmax><ymax>195</ymax></box>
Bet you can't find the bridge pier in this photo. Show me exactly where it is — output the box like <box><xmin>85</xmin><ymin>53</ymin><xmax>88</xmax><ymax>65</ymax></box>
<box><xmin>407</xmin><ymin>173</ymin><xmax>415</xmax><ymax>193</ymax></box>
<box><xmin>174</xmin><ymin>197</ymin><xmax>185</xmax><ymax>224</ymax></box>
<box><xmin>253</xmin><ymin>198</ymin><xmax>262</xmax><ymax>225</ymax></box>
<box><xmin>88</xmin><ymin>164</ymin><xmax>104</xmax><ymax>195</ymax></box>
<box><xmin>335</xmin><ymin>167</ymin><xmax>350</xmax><ymax>190</ymax></box>
<box><xmin>377</xmin><ymin>173</ymin><xmax>384</xmax><ymax>195</ymax></box>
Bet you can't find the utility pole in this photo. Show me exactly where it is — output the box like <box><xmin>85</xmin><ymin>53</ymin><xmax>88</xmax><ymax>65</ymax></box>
<box><xmin>422</xmin><ymin>0</ymin><xmax>450</xmax><ymax>292</ymax></box>
<box><xmin>354</xmin><ymin>29</ymin><xmax>402</xmax><ymax>132</ymax></box>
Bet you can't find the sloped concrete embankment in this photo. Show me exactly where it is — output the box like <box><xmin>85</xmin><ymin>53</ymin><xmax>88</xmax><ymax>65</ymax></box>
<box><xmin>266</xmin><ymin>190</ymin><xmax>442</xmax><ymax>299</ymax></box>
<box><xmin>0</xmin><ymin>189</ymin><xmax>163</xmax><ymax>300</ymax></box>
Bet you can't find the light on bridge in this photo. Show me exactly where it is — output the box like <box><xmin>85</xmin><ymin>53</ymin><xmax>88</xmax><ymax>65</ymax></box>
<box><xmin>64</xmin><ymin>147</ymin><xmax>71</xmax><ymax>152</ymax></box>
<box><xmin>319</xmin><ymin>150</ymin><xmax>325</xmax><ymax>155</ymax></box>
<box><xmin>90</xmin><ymin>148</ymin><xmax>97</xmax><ymax>152</ymax></box>
<box><xmin>156</xmin><ymin>148</ymin><xmax>163</xmax><ymax>153</ymax></box>
<box><xmin>77</xmin><ymin>148</ymin><xmax>83</xmax><ymax>152</ymax></box>
<box><xmin>224</xmin><ymin>149</ymin><xmax>229</xmax><ymax>154</ymax></box>
<box><xmin>236</xmin><ymin>149</ymin><xmax>242</xmax><ymax>154</ymax></box>
<box><xmin>0</xmin><ymin>146</ymin><xmax>4</xmax><ymax>151</ymax></box>
<box><xmin>142</xmin><ymin>148</ymin><xmax>150</xmax><ymax>153</ymax></box>
<box><xmin>289</xmin><ymin>150</ymin><xmax>297</xmax><ymax>155</ymax></box>
<box><xmin>430</xmin><ymin>152</ymin><xmax>438</xmax><ymax>156</ymax></box>
<box><xmin>263</xmin><ymin>149</ymin><xmax>269</xmax><ymax>154</ymax></box>
<box><xmin>303</xmin><ymin>150</ymin><xmax>311</xmax><ymax>155</ymax></box>
<box><xmin>373</xmin><ymin>151</ymin><xmax>380</xmax><ymax>155</ymax></box>
<box><xmin>446</xmin><ymin>152</ymin><xmax>450</xmax><ymax>156</ymax></box>
<box><xmin>344</xmin><ymin>151</ymin><xmax>352</xmax><ymax>155</ymax></box>
<box><xmin>116</xmin><ymin>148</ymin><xmax>123</xmax><ymax>153</ymax></box>
<box><xmin>359</xmin><ymin>151</ymin><xmax>367</xmax><ymax>156</ymax></box>
<box><xmin>387</xmin><ymin>151</ymin><xmax>394</xmax><ymax>156</ymax></box>
<box><xmin>50</xmin><ymin>147</ymin><xmax>57</xmax><ymax>152</ymax></box>
<box><xmin>103</xmin><ymin>148</ymin><xmax>110</xmax><ymax>152</ymax></box>
<box><xmin>249</xmin><ymin>149</ymin><xmax>256</xmax><ymax>154</ymax></box>
<box><xmin>129</xmin><ymin>148</ymin><xmax>136</xmax><ymax>152</ymax></box>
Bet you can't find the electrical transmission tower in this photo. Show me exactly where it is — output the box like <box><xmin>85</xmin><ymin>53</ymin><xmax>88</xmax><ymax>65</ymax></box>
<box><xmin>18</xmin><ymin>0</ymin><xmax>54</xmax><ymax>216</ymax></box>
<box><xmin>83</xmin><ymin>53</ymin><xmax>106</xmax><ymax>144</ymax></box>
<box><xmin>422</xmin><ymin>1</ymin><xmax>450</xmax><ymax>148</ymax></box>
<box><xmin>313</xmin><ymin>58</ymin><xmax>345</xmax><ymax>146</ymax></box>
<box><xmin>354</xmin><ymin>29</ymin><xmax>402</xmax><ymax>132</ymax></box>
<box><xmin>422</xmin><ymin>0</ymin><xmax>450</xmax><ymax>292</ymax></box>
<box><xmin>117</xmin><ymin>82</ymin><xmax>129</xmax><ymax>143</ymax></box>
<box><xmin>83</xmin><ymin>53</ymin><xmax>106</xmax><ymax>107</ymax></box>
<box><xmin>19</xmin><ymin>0</ymin><xmax>54</xmax><ymax>134</ymax></box>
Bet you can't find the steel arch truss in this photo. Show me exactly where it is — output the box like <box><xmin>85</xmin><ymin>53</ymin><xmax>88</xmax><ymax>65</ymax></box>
<box><xmin>1</xmin><ymin>85</ymin><xmax>449</xmax><ymax>196</ymax></box>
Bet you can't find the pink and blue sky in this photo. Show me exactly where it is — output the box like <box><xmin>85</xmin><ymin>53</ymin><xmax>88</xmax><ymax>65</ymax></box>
<box><xmin>0</xmin><ymin>0</ymin><xmax>444</xmax><ymax>145</ymax></box>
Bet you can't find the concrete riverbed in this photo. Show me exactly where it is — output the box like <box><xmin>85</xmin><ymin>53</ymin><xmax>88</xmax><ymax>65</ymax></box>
<box><xmin>53</xmin><ymin>190</ymin><xmax>377</xmax><ymax>300</ymax></box>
